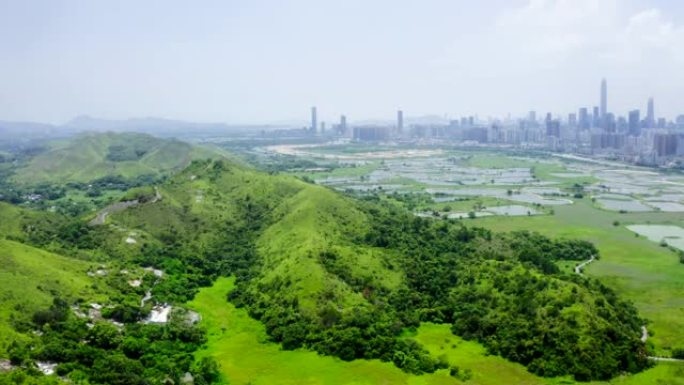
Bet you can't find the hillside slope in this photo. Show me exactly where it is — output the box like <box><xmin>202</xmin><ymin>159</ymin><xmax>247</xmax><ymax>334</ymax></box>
<box><xmin>0</xmin><ymin>238</ymin><xmax>106</xmax><ymax>355</ymax></box>
<box><xmin>12</xmin><ymin>131</ymin><xmax>228</xmax><ymax>185</ymax></box>
<box><xmin>108</xmin><ymin>158</ymin><xmax>650</xmax><ymax>380</ymax></box>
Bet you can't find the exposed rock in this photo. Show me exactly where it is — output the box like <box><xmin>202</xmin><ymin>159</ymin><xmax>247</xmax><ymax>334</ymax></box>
<box><xmin>181</xmin><ymin>372</ymin><xmax>194</xmax><ymax>384</ymax></box>
<box><xmin>145</xmin><ymin>304</ymin><xmax>172</xmax><ymax>324</ymax></box>
<box><xmin>36</xmin><ymin>361</ymin><xmax>57</xmax><ymax>375</ymax></box>
<box><xmin>0</xmin><ymin>359</ymin><xmax>13</xmax><ymax>372</ymax></box>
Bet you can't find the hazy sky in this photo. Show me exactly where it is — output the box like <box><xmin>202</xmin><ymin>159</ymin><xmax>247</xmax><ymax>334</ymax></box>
<box><xmin>2</xmin><ymin>0</ymin><xmax>684</xmax><ymax>124</ymax></box>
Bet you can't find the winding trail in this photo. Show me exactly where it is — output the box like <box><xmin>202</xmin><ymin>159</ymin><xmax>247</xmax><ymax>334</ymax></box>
<box><xmin>574</xmin><ymin>255</ymin><xmax>595</xmax><ymax>275</ymax></box>
<box><xmin>574</xmin><ymin>257</ymin><xmax>684</xmax><ymax>362</ymax></box>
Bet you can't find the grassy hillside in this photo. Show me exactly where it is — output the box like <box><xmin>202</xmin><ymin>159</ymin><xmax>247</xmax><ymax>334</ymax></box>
<box><xmin>0</xmin><ymin>239</ymin><xmax>105</xmax><ymax>356</ymax></box>
<box><xmin>12</xmin><ymin>132</ymin><xmax>228</xmax><ymax>185</ymax></box>
<box><xmin>109</xmin><ymin>158</ymin><xmax>650</xmax><ymax>381</ymax></box>
<box><xmin>1</xmin><ymin>153</ymin><xmax>679</xmax><ymax>384</ymax></box>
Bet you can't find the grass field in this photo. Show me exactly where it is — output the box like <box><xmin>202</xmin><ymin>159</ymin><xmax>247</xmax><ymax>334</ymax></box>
<box><xmin>189</xmin><ymin>277</ymin><xmax>684</xmax><ymax>385</ymax></box>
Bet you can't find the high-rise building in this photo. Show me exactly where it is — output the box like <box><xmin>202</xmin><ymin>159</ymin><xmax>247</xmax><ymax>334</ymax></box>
<box><xmin>654</xmin><ymin>133</ymin><xmax>678</xmax><ymax>157</ymax></box>
<box><xmin>528</xmin><ymin>111</ymin><xmax>536</xmax><ymax>123</ymax></box>
<box><xmin>605</xmin><ymin>113</ymin><xmax>616</xmax><ymax>133</ymax></box>
<box><xmin>340</xmin><ymin>115</ymin><xmax>347</xmax><ymax>135</ymax></box>
<box><xmin>600</xmin><ymin>78</ymin><xmax>607</xmax><ymax>120</ymax></box>
<box><xmin>592</xmin><ymin>106</ymin><xmax>600</xmax><ymax>127</ymax></box>
<box><xmin>568</xmin><ymin>113</ymin><xmax>577</xmax><ymax>127</ymax></box>
<box><xmin>628</xmin><ymin>110</ymin><xmax>640</xmax><ymax>136</ymax></box>
<box><xmin>397</xmin><ymin>110</ymin><xmax>404</xmax><ymax>133</ymax></box>
<box><xmin>579</xmin><ymin>108</ymin><xmax>590</xmax><ymax>130</ymax></box>
<box><xmin>311</xmin><ymin>106</ymin><xmax>317</xmax><ymax>133</ymax></box>
<box><xmin>545</xmin><ymin>114</ymin><xmax>560</xmax><ymax>138</ymax></box>
<box><xmin>647</xmin><ymin>98</ymin><xmax>655</xmax><ymax>127</ymax></box>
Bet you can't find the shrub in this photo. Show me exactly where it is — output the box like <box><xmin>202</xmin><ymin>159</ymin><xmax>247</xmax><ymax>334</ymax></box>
<box><xmin>672</xmin><ymin>348</ymin><xmax>684</xmax><ymax>359</ymax></box>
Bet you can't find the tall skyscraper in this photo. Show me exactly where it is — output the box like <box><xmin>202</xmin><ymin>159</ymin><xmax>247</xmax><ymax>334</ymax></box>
<box><xmin>579</xmin><ymin>108</ymin><xmax>589</xmax><ymax>130</ymax></box>
<box><xmin>592</xmin><ymin>106</ymin><xmax>600</xmax><ymax>127</ymax></box>
<box><xmin>647</xmin><ymin>97</ymin><xmax>655</xmax><ymax>128</ymax></box>
<box><xmin>628</xmin><ymin>110</ymin><xmax>640</xmax><ymax>136</ymax></box>
<box><xmin>600</xmin><ymin>78</ymin><xmax>607</xmax><ymax>120</ymax></box>
<box><xmin>311</xmin><ymin>106</ymin><xmax>317</xmax><ymax>133</ymax></box>
<box><xmin>568</xmin><ymin>113</ymin><xmax>577</xmax><ymax>127</ymax></box>
<box><xmin>397</xmin><ymin>110</ymin><xmax>404</xmax><ymax>133</ymax></box>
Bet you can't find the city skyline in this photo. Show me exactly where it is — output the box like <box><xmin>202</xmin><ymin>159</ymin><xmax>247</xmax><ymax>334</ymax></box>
<box><xmin>2</xmin><ymin>0</ymin><xmax>684</xmax><ymax>124</ymax></box>
<box><xmin>304</xmin><ymin>77</ymin><xmax>669</xmax><ymax>128</ymax></box>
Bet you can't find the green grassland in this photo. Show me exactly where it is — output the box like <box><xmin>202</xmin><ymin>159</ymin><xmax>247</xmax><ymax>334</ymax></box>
<box><xmin>0</xmin><ymin>238</ymin><xmax>107</xmax><ymax>355</ymax></box>
<box><xmin>461</xmin><ymin>153</ymin><xmax>597</xmax><ymax>186</ymax></box>
<box><xmin>12</xmin><ymin>132</ymin><xmax>228</xmax><ymax>185</ymax></box>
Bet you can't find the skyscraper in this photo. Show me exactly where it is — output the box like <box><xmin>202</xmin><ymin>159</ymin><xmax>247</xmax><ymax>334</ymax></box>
<box><xmin>311</xmin><ymin>106</ymin><xmax>317</xmax><ymax>133</ymax></box>
<box><xmin>592</xmin><ymin>106</ymin><xmax>600</xmax><ymax>128</ymax></box>
<box><xmin>579</xmin><ymin>108</ymin><xmax>589</xmax><ymax>130</ymax></box>
<box><xmin>600</xmin><ymin>78</ymin><xmax>607</xmax><ymax>121</ymax></box>
<box><xmin>628</xmin><ymin>110</ymin><xmax>640</xmax><ymax>136</ymax></box>
<box><xmin>340</xmin><ymin>115</ymin><xmax>347</xmax><ymax>135</ymax></box>
<box><xmin>647</xmin><ymin>97</ymin><xmax>655</xmax><ymax>128</ymax></box>
<box><xmin>397</xmin><ymin>110</ymin><xmax>404</xmax><ymax>133</ymax></box>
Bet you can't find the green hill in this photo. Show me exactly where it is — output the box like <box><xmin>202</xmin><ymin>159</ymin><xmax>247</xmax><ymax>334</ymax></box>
<box><xmin>12</xmin><ymin>132</ymin><xmax>229</xmax><ymax>185</ymax></box>
<box><xmin>109</xmin><ymin>158</ymin><xmax>650</xmax><ymax>381</ymax></box>
<box><xmin>0</xmin><ymin>153</ymin><xmax>663</xmax><ymax>383</ymax></box>
<box><xmin>0</xmin><ymin>238</ymin><xmax>107</xmax><ymax>355</ymax></box>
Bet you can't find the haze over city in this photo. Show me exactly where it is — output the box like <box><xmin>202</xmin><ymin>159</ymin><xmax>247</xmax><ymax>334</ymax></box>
<box><xmin>3</xmin><ymin>0</ymin><xmax>684</xmax><ymax>124</ymax></box>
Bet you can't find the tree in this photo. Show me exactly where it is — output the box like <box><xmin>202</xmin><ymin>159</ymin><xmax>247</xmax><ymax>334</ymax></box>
<box><xmin>192</xmin><ymin>357</ymin><xmax>221</xmax><ymax>385</ymax></box>
<box><xmin>86</xmin><ymin>322</ymin><xmax>121</xmax><ymax>349</ymax></box>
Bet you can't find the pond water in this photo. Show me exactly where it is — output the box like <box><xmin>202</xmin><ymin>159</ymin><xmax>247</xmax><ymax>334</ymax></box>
<box><xmin>626</xmin><ymin>225</ymin><xmax>684</xmax><ymax>251</ymax></box>
<box><xmin>596</xmin><ymin>198</ymin><xmax>652</xmax><ymax>212</ymax></box>
<box><xmin>447</xmin><ymin>212</ymin><xmax>493</xmax><ymax>219</ymax></box>
<box><xmin>646</xmin><ymin>201</ymin><xmax>684</xmax><ymax>212</ymax></box>
<box><xmin>486</xmin><ymin>205</ymin><xmax>540</xmax><ymax>216</ymax></box>
<box><xmin>596</xmin><ymin>193</ymin><xmax>633</xmax><ymax>201</ymax></box>
<box><xmin>426</xmin><ymin>188</ymin><xmax>572</xmax><ymax>206</ymax></box>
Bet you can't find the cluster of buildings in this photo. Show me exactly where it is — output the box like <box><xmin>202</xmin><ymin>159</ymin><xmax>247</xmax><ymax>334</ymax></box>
<box><xmin>265</xmin><ymin>80</ymin><xmax>684</xmax><ymax>167</ymax></box>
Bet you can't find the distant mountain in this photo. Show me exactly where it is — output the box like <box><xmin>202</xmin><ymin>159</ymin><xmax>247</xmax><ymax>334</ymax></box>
<box><xmin>0</xmin><ymin>120</ymin><xmax>62</xmax><ymax>142</ymax></box>
<box><xmin>63</xmin><ymin>115</ymin><xmax>269</xmax><ymax>137</ymax></box>
<box><xmin>13</xmin><ymin>131</ymin><xmax>229</xmax><ymax>185</ymax></box>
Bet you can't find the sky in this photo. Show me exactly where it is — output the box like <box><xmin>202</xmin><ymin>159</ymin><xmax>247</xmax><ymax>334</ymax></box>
<box><xmin>1</xmin><ymin>0</ymin><xmax>684</xmax><ymax>125</ymax></box>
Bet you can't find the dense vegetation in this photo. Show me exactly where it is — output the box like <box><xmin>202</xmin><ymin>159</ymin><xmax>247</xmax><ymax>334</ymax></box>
<box><xmin>113</xmin><ymin>159</ymin><xmax>649</xmax><ymax>380</ymax></box>
<box><xmin>0</xmin><ymin>146</ymin><xmax>653</xmax><ymax>383</ymax></box>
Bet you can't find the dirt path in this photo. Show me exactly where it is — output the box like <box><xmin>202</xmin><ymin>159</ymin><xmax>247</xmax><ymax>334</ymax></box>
<box><xmin>574</xmin><ymin>255</ymin><xmax>595</xmax><ymax>275</ymax></box>
<box><xmin>89</xmin><ymin>200</ymin><xmax>139</xmax><ymax>226</ymax></box>
<box><xmin>89</xmin><ymin>186</ymin><xmax>162</xmax><ymax>226</ymax></box>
